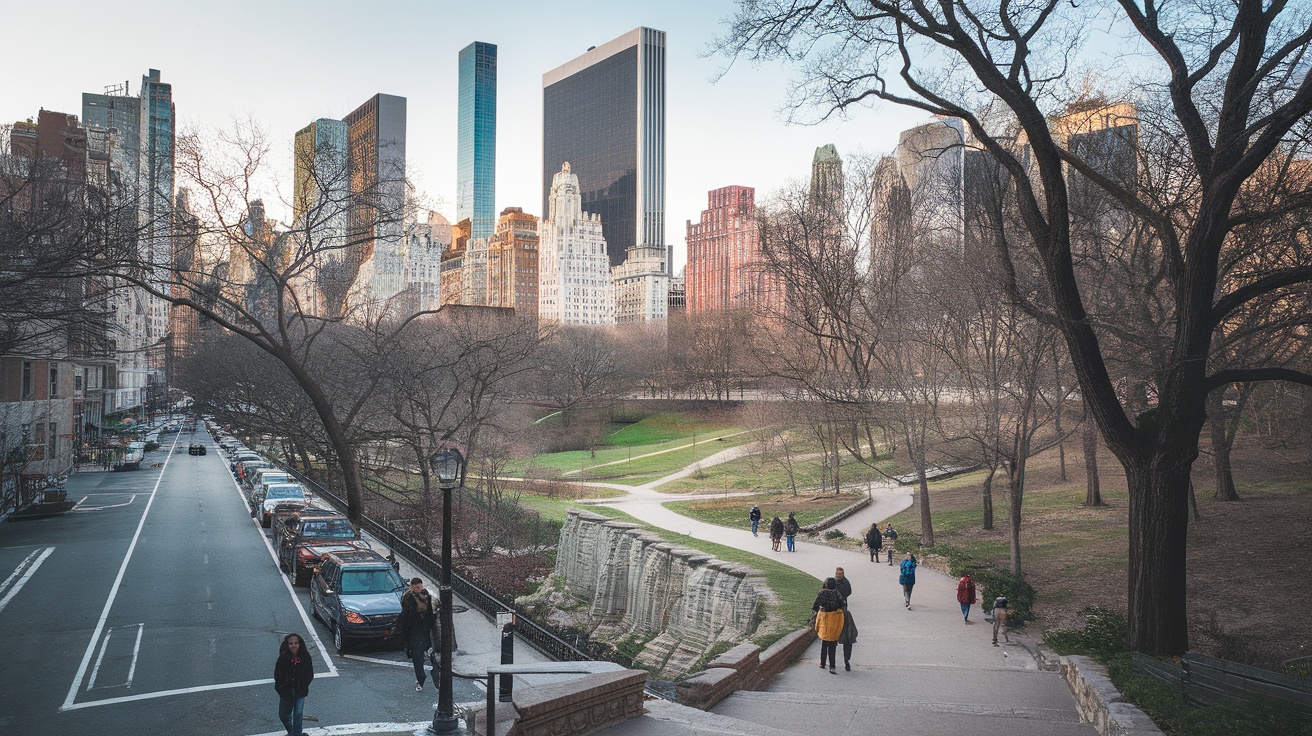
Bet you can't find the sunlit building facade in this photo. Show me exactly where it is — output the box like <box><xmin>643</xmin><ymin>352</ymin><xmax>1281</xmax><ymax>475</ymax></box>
<box><xmin>457</xmin><ymin>41</ymin><xmax>497</xmax><ymax>240</ymax></box>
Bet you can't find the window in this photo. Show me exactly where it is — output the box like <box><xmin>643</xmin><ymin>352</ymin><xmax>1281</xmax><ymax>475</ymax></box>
<box><xmin>21</xmin><ymin>362</ymin><xmax>33</xmax><ymax>399</ymax></box>
<box><xmin>48</xmin><ymin>422</ymin><xmax>57</xmax><ymax>456</ymax></box>
<box><xmin>49</xmin><ymin>366</ymin><xmax>60</xmax><ymax>398</ymax></box>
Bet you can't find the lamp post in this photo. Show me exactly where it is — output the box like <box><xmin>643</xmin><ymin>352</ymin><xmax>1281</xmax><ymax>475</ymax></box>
<box><xmin>429</xmin><ymin>446</ymin><xmax>464</xmax><ymax>734</ymax></box>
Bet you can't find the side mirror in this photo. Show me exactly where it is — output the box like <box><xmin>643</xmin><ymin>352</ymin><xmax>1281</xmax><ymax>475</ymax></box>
<box><xmin>322</xmin><ymin>588</ymin><xmax>335</xmax><ymax>596</ymax></box>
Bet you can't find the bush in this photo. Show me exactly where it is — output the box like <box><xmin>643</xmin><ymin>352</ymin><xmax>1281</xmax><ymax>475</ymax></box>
<box><xmin>824</xmin><ymin>529</ymin><xmax>847</xmax><ymax>540</ymax></box>
<box><xmin>1044</xmin><ymin>607</ymin><xmax>1128</xmax><ymax>660</ymax></box>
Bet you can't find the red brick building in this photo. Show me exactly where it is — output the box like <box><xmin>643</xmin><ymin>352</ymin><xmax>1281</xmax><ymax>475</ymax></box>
<box><xmin>685</xmin><ymin>186</ymin><xmax>781</xmax><ymax>315</ymax></box>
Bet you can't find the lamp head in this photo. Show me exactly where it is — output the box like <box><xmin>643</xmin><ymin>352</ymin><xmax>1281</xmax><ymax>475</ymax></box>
<box><xmin>431</xmin><ymin>447</ymin><xmax>464</xmax><ymax>486</ymax></box>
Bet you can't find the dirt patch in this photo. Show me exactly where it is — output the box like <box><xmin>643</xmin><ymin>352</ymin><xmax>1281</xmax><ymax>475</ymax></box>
<box><xmin>891</xmin><ymin>438</ymin><xmax>1311</xmax><ymax>670</ymax></box>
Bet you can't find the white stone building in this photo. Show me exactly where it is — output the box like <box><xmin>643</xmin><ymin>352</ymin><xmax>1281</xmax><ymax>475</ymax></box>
<box><xmin>612</xmin><ymin>243</ymin><xmax>670</xmax><ymax>323</ymax></box>
<box><xmin>538</xmin><ymin>163</ymin><xmax>616</xmax><ymax>326</ymax></box>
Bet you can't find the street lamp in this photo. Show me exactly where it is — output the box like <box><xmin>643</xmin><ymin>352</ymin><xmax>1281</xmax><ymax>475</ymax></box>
<box><xmin>429</xmin><ymin>446</ymin><xmax>464</xmax><ymax>734</ymax></box>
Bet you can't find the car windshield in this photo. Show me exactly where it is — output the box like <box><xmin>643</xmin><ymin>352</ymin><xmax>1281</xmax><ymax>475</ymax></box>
<box><xmin>266</xmin><ymin>485</ymin><xmax>303</xmax><ymax>499</ymax></box>
<box><xmin>339</xmin><ymin>569</ymin><xmax>403</xmax><ymax>595</ymax></box>
<box><xmin>301</xmin><ymin>519</ymin><xmax>355</xmax><ymax>538</ymax></box>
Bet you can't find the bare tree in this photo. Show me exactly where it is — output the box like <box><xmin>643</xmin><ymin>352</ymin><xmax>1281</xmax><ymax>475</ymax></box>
<box><xmin>719</xmin><ymin>0</ymin><xmax>1312</xmax><ymax>655</ymax></box>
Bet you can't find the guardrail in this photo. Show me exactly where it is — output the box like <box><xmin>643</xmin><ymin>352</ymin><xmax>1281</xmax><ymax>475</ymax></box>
<box><xmin>1133</xmin><ymin>652</ymin><xmax>1312</xmax><ymax>715</ymax></box>
<box><xmin>281</xmin><ymin>467</ymin><xmax>594</xmax><ymax>665</ymax></box>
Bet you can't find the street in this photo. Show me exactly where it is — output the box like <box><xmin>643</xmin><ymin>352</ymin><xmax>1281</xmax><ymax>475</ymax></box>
<box><xmin>0</xmin><ymin>430</ymin><xmax>480</xmax><ymax>736</ymax></box>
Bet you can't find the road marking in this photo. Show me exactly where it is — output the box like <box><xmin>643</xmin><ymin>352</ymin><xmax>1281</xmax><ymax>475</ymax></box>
<box><xmin>73</xmin><ymin>494</ymin><xmax>138</xmax><ymax>511</ymax></box>
<box><xmin>87</xmin><ymin>627</ymin><xmax>112</xmax><ymax>689</ymax></box>
<box><xmin>247</xmin><ymin>722</ymin><xmax>431</xmax><ymax>736</ymax></box>
<box><xmin>88</xmin><ymin>623</ymin><xmax>145</xmax><ymax>691</ymax></box>
<box><xmin>0</xmin><ymin>549</ymin><xmax>41</xmax><ymax>592</ymax></box>
<box><xmin>126</xmin><ymin>623</ymin><xmax>144</xmax><ymax>687</ymax></box>
<box><xmin>61</xmin><ymin>433</ymin><xmax>182</xmax><ymax>712</ymax></box>
<box><xmin>342</xmin><ymin>653</ymin><xmax>411</xmax><ymax>668</ymax></box>
<box><xmin>0</xmin><ymin>546</ymin><xmax>54</xmax><ymax>614</ymax></box>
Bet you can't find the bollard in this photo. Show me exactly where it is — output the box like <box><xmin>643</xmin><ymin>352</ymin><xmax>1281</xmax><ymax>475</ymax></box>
<box><xmin>498</xmin><ymin>612</ymin><xmax>515</xmax><ymax>702</ymax></box>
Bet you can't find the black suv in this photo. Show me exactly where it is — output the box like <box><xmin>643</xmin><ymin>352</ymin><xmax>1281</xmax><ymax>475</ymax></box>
<box><xmin>310</xmin><ymin>550</ymin><xmax>405</xmax><ymax>653</ymax></box>
<box><xmin>188</xmin><ymin>443</ymin><xmax>206</xmax><ymax>456</ymax></box>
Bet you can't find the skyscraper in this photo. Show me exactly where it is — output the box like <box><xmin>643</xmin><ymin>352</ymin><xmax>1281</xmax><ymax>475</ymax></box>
<box><xmin>538</xmin><ymin>162</ymin><xmax>615</xmax><ymax>326</ymax></box>
<box><xmin>542</xmin><ymin>27</ymin><xmax>665</xmax><ymax>269</ymax></box>
<box><xmin>292</xmin><ymin>119</ymin><xmax>350</xmax><ymax>316</ymax></box>
<box><xmin>457</xmin><ymin>41</ymin><xmax>497</xmax><ymax>240</ymax></box>
<box><xmin>344</xmin><ymin>93</ymin><xmax>407</xmax><ymax>307</ymax></box>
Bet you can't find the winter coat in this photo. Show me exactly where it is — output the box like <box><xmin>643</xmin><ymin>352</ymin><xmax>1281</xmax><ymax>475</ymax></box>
<box><xmin>835</xmin><ymin>576</ymin><xmax>852</xmax><ymax>601</ymax></box>
<box><xmin>865</xmin><ymin>527</ymin><xmax>883</xmax><ymax>549</ymax></box>
<box><xmin>769</xmin><ymin>518</ymin><xmax>784</xmax><ymax>539</ymax></box>
<box><xmin>399</xmin><ymin>589</ymin><xmax>438</xmax><ymax>647</ymax></box>
<box><xmin>749</xmin><ymin>507</ymin><xmax>761</xmax><ymax>522</ymax></box>
<box><xmin>784</xmin><ymin>517</ymin><xmax>800</xmax><ymax>536</ymax></box>
<box><xmin>898</xmin><ymin>558</ymin><xmax>918</xmax><ymax>586</ymax></box>
<box><xmin>839</xmin><ymin>608</ymin><xmax>859</xmax><ymax>645</ymax></box>
<box><xmin>274</xmin><ymin>651</ymin><xmax>314</xmax><ymax>698</ymax></box>
<box><xmin>957</xmin><ymin>576</ymin><xmax>977</xmax><ymax>605</ymax></box>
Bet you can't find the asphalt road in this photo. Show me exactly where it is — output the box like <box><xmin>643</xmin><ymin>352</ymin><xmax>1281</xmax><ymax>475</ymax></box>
<box><xmin>0</xmin><ymin>430</ymin><xmax>480</xmax><ymax>736</ymax></box>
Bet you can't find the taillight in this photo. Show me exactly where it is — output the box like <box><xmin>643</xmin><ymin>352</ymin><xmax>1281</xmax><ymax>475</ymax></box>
<box><xmin>299</xmin><ymin>548</ymin><xmax>316</xmax><ymax>559</ymax></box>
<box><xmin>344</xmin><ymin>611</ymin><xmax>365</xmax><ymax>624</ymax></box>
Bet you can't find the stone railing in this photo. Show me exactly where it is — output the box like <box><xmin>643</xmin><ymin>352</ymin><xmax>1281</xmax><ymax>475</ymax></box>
<box><xmin>675</xmin><ymin>627</ymin><xmax>816</xmax><ymax>710</ymax></box>
<box><xmin>1059</xmin><ymin>654</ymin><xmax>1163</xmax><ymax>736</ymax></box>
<box><xmin>467</xmin><ymin>667</ymin><xmax>648</xmax><ymax>736</ymax></box>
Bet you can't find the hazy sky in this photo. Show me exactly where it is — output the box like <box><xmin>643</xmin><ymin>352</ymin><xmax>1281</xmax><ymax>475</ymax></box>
<box><xmin>3</xmin><ymin>0</ymin><xmax>933</xmax><ymax>268</ymax></box>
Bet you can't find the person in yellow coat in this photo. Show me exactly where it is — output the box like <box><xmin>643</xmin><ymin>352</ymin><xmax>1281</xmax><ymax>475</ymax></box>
<box><xmin>812</xmin><ymin>577</ymin><xmax>845</xmax><ymax>673</ymax></box>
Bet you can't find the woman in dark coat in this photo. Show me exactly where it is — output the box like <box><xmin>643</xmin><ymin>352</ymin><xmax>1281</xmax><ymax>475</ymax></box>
<box><xmin>274</xmin><ymin>633</ymin><xmax>314</xmax><ymax>736</ymax></box>
<box><xmin>812</xmin><ymin>578</ymin><xmax>845</xmax><ymax>673</ymax></box>
<box><xmin>769</xmin><ymin>516</ymin><xmax>784</xmax><ymax>552</ymax></box>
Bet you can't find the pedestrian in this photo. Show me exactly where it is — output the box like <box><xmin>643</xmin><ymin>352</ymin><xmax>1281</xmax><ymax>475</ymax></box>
<box><xmin>838</xmin><ymin>606</ymin><xmax>858</xmax><ymax>672</ymax></box>
<box><xmin>274</xmin><ymin>633</ymin><xmax>314</xmax><ymax>736</ymax></box>
<box><xmin>785</xmin><ymin>513</ymin><xmax>800</xmax><ymax>552</ymax></box>
<box><xmin>991</xmin><ymin>596</ymin><xmax>1010</xmax><ymax>646</ymax></box>
<box><xmin>957</xmin><ymin>573</ymin><xmax>977</xmax><ymax>623</ymax></box>
<box><xmin>883</xmin><ymin>523</ymin><xmax>898</xmax><ymax>564</ymax></box>
<box><xmin>399</xmin><ymin>577</ymin><xmax>438</xmax><ymax>691</ymax></box>
<box><xmin>749</xmin><ymin>505</ymin><xmax>762</xmax><ymax>537</ymax></box>
<box><xmin>812</xmin><ymin>578</ymin><xmax>845</xmax><ymax>674</ymax></box>
<box><xmin>769</xmin><ymin>516</ymin><xmax>784</xmax><ymax>552</ymax></box>
<box><xmin>834</xmin><ymin>567</ymin><xmax>852</xmax><ymax>601</ymax></box>
<box><xmin>865</xmin><ymin>522</ymin><xmax>883</xmax><ymax>562</ymax></box>
<box><xmin>899</xmin><ymin>552</ymin><xmax>918</xmax><ymax>609</ymax></box>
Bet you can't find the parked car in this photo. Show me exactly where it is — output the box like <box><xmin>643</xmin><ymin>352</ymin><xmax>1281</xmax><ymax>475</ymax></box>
<box><xmin>230</xmin><ymin>451</ymin><xmax>261</xmax><ymax>475</ymax></box>
<box><xmin>310</xmin><ymin>549</ymin><xmax>405</xmax><ymax>653</ymax></box>
<box><xmin>277</xmin><ymin>509</ymin><xmax>367</xmax><ymax>586</ymax></box>
<box><xmin>248</xmin><ymin>469</ymin><xmax>293</xmax><ymax>508</ymax></box>
<box><xmin>258</xmin><ymin>483</ymin><xmax>307</xmax><ymax>527</ymax></box>
<box><xmin>188</xmin><ymin>443</ymin><xmax>207</xmax><ymax>456</ymax></box>
<box><xmin>237</xmin><ymin>460</ymin><xmax>272</xmax><ymax>487</ymax></box>
<box><xmin>116</xmin><ymin>442</ymin><xmax>146</xmax><ymax>471</ymax></box>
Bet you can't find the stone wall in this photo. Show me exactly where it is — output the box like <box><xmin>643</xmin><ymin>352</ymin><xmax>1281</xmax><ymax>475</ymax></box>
<box><xmin>1060</xmin><ymin>654</ymin><xmax>1164</xmax><ymax>736</ymax></box>
<box><xmin>526</xmin><ymin>510</ymin><xmax>771</xmax><ymax>677</ymax></box>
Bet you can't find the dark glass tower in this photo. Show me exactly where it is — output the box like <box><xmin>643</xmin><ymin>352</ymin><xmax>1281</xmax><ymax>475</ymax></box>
<box><xmin>458</xmin><ymin>41</ymin><xmax>497</xmax><ymax>240</ymax></box>
<box><xmin>543</xmin><ymin>27</ymin><xmax>665</xmax><ymax>269</ymax></box>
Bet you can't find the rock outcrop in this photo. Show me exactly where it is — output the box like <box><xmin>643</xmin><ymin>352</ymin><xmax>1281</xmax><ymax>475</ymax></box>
<box><xmin>521</xmin><ymin>510</ymin><xmax>772</xmax><ymax>678</ymax></box>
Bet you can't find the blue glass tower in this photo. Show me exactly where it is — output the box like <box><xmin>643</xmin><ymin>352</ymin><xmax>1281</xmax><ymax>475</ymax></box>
<box><xmin>458</xmin><ymin>41</ymin><xmax>497</xmax><ymax>240</ymax></box>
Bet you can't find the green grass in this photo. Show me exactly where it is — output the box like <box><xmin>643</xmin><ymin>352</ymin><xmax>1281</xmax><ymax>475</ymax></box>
<box><xmin>508</xmin><ymin>433</ymin><xmax>754</xmax><ymax>484</ymax></box>
<box><xmin>666</xmin><ymin>491</ymin><xmax>865</xmax><ymax>530</ymax></box>
<box><xmin>600</xmin><ymin>412</ymin><xmax>742</xmax><ymax>447</ymax></box>
<box><xmin>657</xmin><ymin>449</ymin><xmax>897</xmax><ymax>494</ymax></box>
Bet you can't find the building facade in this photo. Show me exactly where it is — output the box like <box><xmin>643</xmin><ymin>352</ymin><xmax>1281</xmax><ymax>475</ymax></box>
<box><xmin>612</xmin><ymin>243</ymin><xmax>669</xmax><ymax>323</ymax></box>
<box><xmin>538</xmin><ymin>163</ymin><xmax>615</xmax><ymax>326</ymax></box>
<box><xmin>542</xmin><ymin>27</ymin><xmax>666</xmax><ymax>270</ymax></box>
<box><xmin>457</xmin><ymin>41</ymin><xmax>497</xmax><ymax>240</ymax></box>
<box><xmin>344</xmin><ymin>93</ymin><xmax>407</xmax><ymax>309</ymax></box>
<box><xmin>402</xmin><ymin>211</ymin><xmax>452</xmax><ymax>314</ymax></box>
<box><xmin>685</xmin><ymin>185</ymin><xmax>780</xmax><ymax>314</ymax></box>
<box><xmin>487</xmin><ymin>207</ymin><xmax>539</xmax><ymax>317</ymax></box>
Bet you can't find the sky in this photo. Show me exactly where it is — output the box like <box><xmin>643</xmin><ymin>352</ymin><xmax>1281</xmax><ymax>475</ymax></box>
<box><xmin>2</xmin><ymin>0</ymin><xmax>935</xmax><ymax>270</ymax></box>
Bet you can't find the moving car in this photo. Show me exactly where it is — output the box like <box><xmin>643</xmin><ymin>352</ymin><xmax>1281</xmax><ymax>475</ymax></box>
<box><xmin>310</xmin><ymin>549</ymin><xmax>405</xmax><ymax>653</ymax></box>
<box><xmin>188</xmin><ymin>443</ymin><xmax>207</xmax><ymax>456</ymax></box>
<box><xmin>277</xmin><ymin>509</ymin><xmax>367</xmax><ymax>586</ymax></box>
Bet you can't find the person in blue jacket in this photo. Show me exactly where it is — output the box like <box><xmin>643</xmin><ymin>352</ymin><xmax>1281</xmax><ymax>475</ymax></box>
<box><xmin>898</xmin><ymin>552</ymin><xmax>918</xmax><ymax>609</ymax></box>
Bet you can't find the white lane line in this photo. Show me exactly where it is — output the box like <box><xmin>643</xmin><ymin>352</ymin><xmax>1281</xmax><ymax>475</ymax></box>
<box><xmin>342</xmin><ymin>653</ymin><xmax>411</xmax><ymax>668</ymax></box>
<box><xmin>0</xmin><ymin>546</ymin><xmax>54</xmax><ymax>614</ymax></box>
<box><xmin>247</xmin><ymin>722</ymin><xmax>431</xmax><ymax>736</ymax></box>
<box><xmin>60</xmin><ymin>432</ymin><xmax>183</xmax><ymax>712</ymax></box>
<box><xmin>72</xmin><ymin>496</ymin><xmax>88</xmax><ymax>510</ymax></box>
<box><xmin>73</xmin><ymin>494</ymin><xmax>138</xmax><ymax>511</ymax></box>
<box><xmin>126</xmin><ymin>623</ymin><xmax>144</xmax><ymax>687</ymax></box>
<box><xmin>87</xmin><ymin>627</ymin><xmax>112</xmax><ymax>689</ymax></box>
<box><xmin>60</xmin><ymin>677</ymin><xmax>275</xmax><ymax>710</ymax></box>
<box><xmin>0</xmin><ymin>548</ymin><xmax>41</xmax><ymax>595</ymax></box>
<box><xmin>228</xmin><ymin>470</ymin><xmax>338</xmax><ymax>675</ymax></box>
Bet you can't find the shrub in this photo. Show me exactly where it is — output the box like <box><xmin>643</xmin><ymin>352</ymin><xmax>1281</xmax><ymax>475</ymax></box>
<box><xmin>924</xmin><ymin>544</ymin><xmax>1037</xmax><ymax>624</ymax></box>
<box><xmin>824</xmin><ymin>529</ymin><xmax>846</xmax><ymax>540</ymax></box>
<box><xmin>1044</xmin><ymin>607</ymin><xmax>1129</xmax><ymax>660</ymax></box>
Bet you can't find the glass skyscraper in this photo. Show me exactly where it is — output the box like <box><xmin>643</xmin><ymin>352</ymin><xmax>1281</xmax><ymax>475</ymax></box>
<box><xmin>543</xmin><ymin>27</ymin><xmax>665</xmax><ymax>269</ymax></box>
<box><xmin>458</xmin><ymin>41</ymin><xmax>497</xmax><ymax>240</ymax></box>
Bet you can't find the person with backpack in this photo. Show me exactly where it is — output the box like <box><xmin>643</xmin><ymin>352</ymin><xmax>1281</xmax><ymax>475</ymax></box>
<box><xmin>883</xmin><ymin>523</ymin><xmax>899</xmax><ymax>564</ymax></box>
<box><xmin>992</xmin><ymin>596</ymin><xmax>1010</xmax><ymax>645</ymax></box>
<box><xmin>769</xmin><ymin>516</ymin><xmax>784</xmax><ymax>552</ymax></box>
<box><xmin>784</xmin><ymin>513</ymin><xmax>800</xmax><ymax>552</ymax></box>
<box><xmin>812</xmin><ymin>578</ymin><xmax>845</xmax><ymax>674</ymax></box>
<box><xmin>749</xmin><ymin>505</ymin><xmax>762</xmax><ymax>537</ymax></box>
<box><xmin>865</xmin><ymin>522</ymin><xmax>883</xmax><ymax>562</ymax></box>
<box><xmin>899</xmin><ymin>552</ymin><xmax>918</xmax><ymax>609</ymax></box>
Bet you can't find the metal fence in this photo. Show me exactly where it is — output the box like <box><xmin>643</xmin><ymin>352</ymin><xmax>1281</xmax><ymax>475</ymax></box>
<box><xmin>1133</xmin><ymin>652</ymin><xmax>1312</xmax><ymax>715</ymax></box>
<box><xmin>284</xmin><ymin>467</ymin><xmax>592</xmax><ymax>665</ymax></box>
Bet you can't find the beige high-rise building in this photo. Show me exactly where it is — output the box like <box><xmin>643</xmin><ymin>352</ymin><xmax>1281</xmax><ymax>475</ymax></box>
<box><xmin>486</xmin><ymin>207</ymin><xmax>539</xmax><ymax>317</ymax></box>
<box><xmin>538</xmin><ymin>163</ymin><xmax>615</xmax><ymax>326</ymax></box>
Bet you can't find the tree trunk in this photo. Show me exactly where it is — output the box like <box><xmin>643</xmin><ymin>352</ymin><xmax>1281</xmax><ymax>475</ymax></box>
<box><xmin>1188</xmin><ymin>480</ymin><xmax>1201</xmax><ymax>522</ymax></box>
<box><xmin>1055</xmin><ymin>404</ymin><xmax>1067</xmax><ymax>481</ymax></box>
<box><xmin>1126</xmin><ymin>463</ymin><xmax>1192</xmax><ymax>655</ymax></box>
<box><xmin>1083</xmin><ymin>410</ymin><xmax>1102</xmax><ymax>507</ymax></box>
<box><xmin>981</xmin><ymin>464</ymin><xmax>996</xmax><ymax>530</ymax></box>
<box><xmin>1007</xmin><ymin>463</ymin><xmax>1024</xmax><ymax>577</ymax></box>
<box><xmin>909</xmin><ymin>436</ymin><xmax>934</xmax><ymax>546</ymax></box>
<box><xmin>1208</xmin><ymin>392</ymin><xmax>1240</xmax><ymax>501</ymax></box>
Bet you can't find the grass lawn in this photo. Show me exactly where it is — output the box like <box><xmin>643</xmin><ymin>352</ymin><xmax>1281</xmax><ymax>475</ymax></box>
<box><xmin>666</xmin><ymin>491</ymin><xmax>866</xmax><ymax>531</ymax></box>
<box><xmin>657</xmin><ymin>448</ymin><xmax>898</xmax><ymax>494</ymax></box>
<box><xmin>510</xmin><ymin>432</ymin><xmax>754</xmax><ymax>483</ymax></box>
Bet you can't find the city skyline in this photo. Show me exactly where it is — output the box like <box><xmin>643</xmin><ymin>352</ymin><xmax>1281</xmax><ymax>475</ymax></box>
<box><xmin>0</xmin><ymin>0</ymin><xmax>932</xmax><ymax>272</ymax></box>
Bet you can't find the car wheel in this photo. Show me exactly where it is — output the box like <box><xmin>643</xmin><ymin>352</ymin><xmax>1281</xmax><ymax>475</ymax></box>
<box><xmin>261</xmin><ymin>515</ymin><xmax>270</xmax><ymax>529</ymax></box>
<box><xmin>333</xmin><ymin>622</ymin><xmax>347</xmax><ymax>654</ymax></box>
<box><xmin>312</xmin><ymin>602</ymin><xmax>323</xmax><ymax>623</ymax></box>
